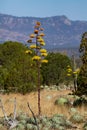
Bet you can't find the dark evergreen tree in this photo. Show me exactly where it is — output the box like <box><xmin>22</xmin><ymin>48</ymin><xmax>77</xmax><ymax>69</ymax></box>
<box><xmin>41</xmin><ymin>52</ymin><xmax>71</xmax><ymax>86</ymax></box>
<box><xmin>76</xmin><ymin>32</ymin><xmax>87</xmax><ymax>96</ymax></box>
<box><xmin>0</xmin><ymin>41</ymin><xmax>37</xmax><ymax>94</ymax></box>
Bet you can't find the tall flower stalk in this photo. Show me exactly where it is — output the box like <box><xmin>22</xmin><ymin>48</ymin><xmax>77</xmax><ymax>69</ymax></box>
<box><xmin>26</xmin><ymin>21</ymin><xmax>48</xmax><ymax>116</ymax></box>
<box><xmin>66</xmin><ymin>56</ymin><xmax>80</xmax><ymax>92</ymax></box>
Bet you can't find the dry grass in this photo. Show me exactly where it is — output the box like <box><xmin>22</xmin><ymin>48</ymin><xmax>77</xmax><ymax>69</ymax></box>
<box><xmin>0</xmin><ymin>89</ymin><xmax>86</xmax><ymax>119</ymax></box>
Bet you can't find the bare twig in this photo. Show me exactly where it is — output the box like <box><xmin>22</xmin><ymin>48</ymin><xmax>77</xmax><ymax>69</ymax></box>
<box><xmin>27</xmin><ymin>102</ymin><xmax>39</xmax><ymax>130</ymax></box>
<box><xmin>0</xmin><ymin>98</ymin><xmax>19</xmax><ymax>130</ymax></box>
<box><xmin>0</xmin><ymin>99</ymin><xmax>8</xmax><ymax>121</ymax></box>
<box><xmin>13</xmin><ymin>97</ymin><xmax>16</xmax><ymax>120</ymax></box>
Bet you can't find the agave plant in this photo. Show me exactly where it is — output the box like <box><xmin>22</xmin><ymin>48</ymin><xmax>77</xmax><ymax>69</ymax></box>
<box><xmin>66</xmin><ymin>56</ymin><xmax>80</xmax><ymax>93</ymax></box>
<box><xmin>26</xmin><ymin>21</ymin><xmax>48</xmax><ymax>116</ymax></box>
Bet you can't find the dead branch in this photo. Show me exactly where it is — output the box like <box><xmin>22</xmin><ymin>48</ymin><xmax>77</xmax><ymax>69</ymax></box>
<box><xmin>27</xmin><ymin>102</ymin><xmax>39</xmax><ymax>130</ymax></box>
<box><xmin>0</xmin><ymin>98</ymin><xmax>19</xmax><ymax>130</ymax></box>
<box><xmin>13</xmin><ymin>97</ymin><xmax>16</xmax><ymax>120</ymax></box>
<box><xmin>0</xmin><ymin>99</ymin><xmax>8</xmax><ymax>121</ymax></box>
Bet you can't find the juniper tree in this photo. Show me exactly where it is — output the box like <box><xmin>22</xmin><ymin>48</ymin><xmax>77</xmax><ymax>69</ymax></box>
<box><xmin>76</xmin><ymin>32</ymin><xmax>87</xmax><ymax>96</ymax></box>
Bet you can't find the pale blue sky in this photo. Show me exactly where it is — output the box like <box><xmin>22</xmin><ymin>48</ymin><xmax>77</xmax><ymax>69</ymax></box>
<box><xmin>0</xmin><ymin>0</ymin><xmax>87</xmax><ymax>21</ymax></box>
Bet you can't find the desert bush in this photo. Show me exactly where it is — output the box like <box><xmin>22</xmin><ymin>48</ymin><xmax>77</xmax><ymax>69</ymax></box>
<box><xmin>17</xmin><ymin>123</ymin><xmax>25</xmax><ymax>130</ymax></box>
<box><xmin>69</xmin><ymin>107</ymin><xmax>78</xmax><ymax>115</ymax></box>
<box><xmin>70</xmin><ymin>113</ymin><xmax>84</xmax><ymax>123</ymax></box>
<box><xmin>17</xmin><ymin>113</ymin><xmax>28</xmax><ymax>121</ymax></box>
<box><xmin>55</xmin><ymin>97</ymin><xmax>70</xmax><ymax>106</ymax></box>
<box><xmin>83</xmin><ymin>122</ymin><xmax>87</xmax><ymax>130</ymax></box>
<box><xmin>73</xmin><ymin>97</ymin><xmax>87</xmax><ymax>107</ymax></box>
<box><xmin>40</xmin><ymin>116</ymin><xmax>48</xmax><ymax>126</ymax></box>
<box><xmin>51</xmin><ymin>114</ymin><xmax>66</xmax><ymax>124</ymax></box>
<box><xmin>50</xmin><ymin>114</ymin><xmax>73</xmax><ymax>129</ymax></box>
<box><xmin>0</xmin><ymin>113</ymin><xmax>76</xmax><ymax>130</ymax></box>
<box><xmin>26</xmin><ymin>123</ymin><xmax>33</xmax><ymax>130</ymax></box>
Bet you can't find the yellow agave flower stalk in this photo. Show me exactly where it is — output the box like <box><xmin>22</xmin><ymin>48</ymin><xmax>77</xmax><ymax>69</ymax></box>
<box><xmin>30</xmin><ymin>44</ymin><xmax>36</xmax><ymax>49</ymax></box>
<box><xmin>27</xmin><ymin>39</ymin><xmax>32</xmax><ymax>43</ymax></box>
<box><xmin>73</xmin><ymin>71</ymin><xmax>77</xmax><ymax>74</ymax></box>
<box><xmin>36</xmin><ymin>46</ymin><xmax>41</xmax><ymax>49</ymax></box>
<box><xmin>25</xmin><ymin>50</ymin><xmax>32</xmax><ymax>54</ymax></box>
<box><xmin>30</xmin><ymin>34</ymin><xmax>35</xmax><ymax>38</ymax></box>
<box><xmin>40</xmin><ymin>49</ymin><xmax>47</xmax><ymax>53</ymax></box>
<box><xmin>34</xmin><ymin>29</ymin><xmax>39</xmax><ymax>34</ymax></box>
<box><xmin>67</xmin><ymin>68</ymin><xmax>72</xmax><ymax>73</ymax></box>
<box><xmin>27</xmin><ymin>21</ymin><xmax>48</xmax><ymax>116</ymax></box>
<box><xmin>40</xmin><ymin>28</ymin><xmax>44</xmax><ymax>31</ymax></box>
<box><xmin>41</xmin><ymin>52</ymin><xmax>47</xmax><ymax>57</ymax></box>
<box><xmin>36</xmin><ymin>36</ymin><xmax>41</xmax><ymax>39</ymax></box>
<box><xmin>67</xmin><ymin>65</ymin><xmax>70</xmax><ymax>68</ymax></box>
<box><xmin>37</xmin><ymin>38</ymin><xmax>44</xmax><ymax>43</ymax></box>
<box><xmin>39</xmin><ymin>33</ymin><xmax>45</xmax><ymax>37</ymax></box>
<box><xmin>34</xmin><ymin>25</ymin><xmax>40</xmax><ymax>29</ymax></box>
<box><xmin>75</xmin><ymin>68</ymin><xmax>80</xmax><ymax>74</ymax></box>
<box><xmin>41</xmin><ymin>59</ymin><xmax>48</xmax><ymax>63</ymax></box>
<box><xmin>40</xmin><ymin>42</ymin><xmax>45</xmax><ymax>46</ymax></box>
<box><xmin>36</xmin><ymin>21</ymin><xmax>41</xmax><ymax>26</ymax></box>
<box><xmin>67</xmin><ymin>73</ymin><xmax>71</xmax><ymax>76</ymax></box>
<box><xmin>37</xmin><ymin>39</ymin><xmax>42</xmax><ymax>42</ymax></box>
<box><xmin>32</xmin><ymin>56</ymin><xmax>41</xmax><ymax>61</ymax></box>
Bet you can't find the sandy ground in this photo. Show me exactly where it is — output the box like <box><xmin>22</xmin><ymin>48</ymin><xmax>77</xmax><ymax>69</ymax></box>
<box><xmin>0</xmin><ymin>89</ymin><xmax>87</xmax><ymax>130</ymax></box>
<box><xmin>0</xmin><ymin>89</ymin><xmax>86</xmax><ymax>117</ymax></box>
<box><xmin>0</xmin><ymin>90</ymin><xmax>70</xmax><ymax>117</ymax></box>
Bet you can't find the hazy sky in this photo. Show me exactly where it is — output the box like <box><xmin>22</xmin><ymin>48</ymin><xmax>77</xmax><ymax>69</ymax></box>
<box><xmin>0</xmin><ymin>0</ymin><xmax>87</xmax><ymax>21</ymax></box>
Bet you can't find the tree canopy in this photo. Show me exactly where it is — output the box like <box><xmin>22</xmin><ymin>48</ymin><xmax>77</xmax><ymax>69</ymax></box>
<box><xmin>76</xmin><ymin>32</ymin><xmax>87</xmax><ymax>96</ymax></box>
<box><xmin>0</xmin><ymin>41</ymin><xmax>73</xmax><ymax>94</ymax></box>
<box><xmin>0</xmin><ymin>41</ymin><xmax>37</xmax><ymax>94</ymax></box>
<box><xmin>41</xmin><ymin>52</ymin><xmax>71</xmax><ymax>86</ymax></box>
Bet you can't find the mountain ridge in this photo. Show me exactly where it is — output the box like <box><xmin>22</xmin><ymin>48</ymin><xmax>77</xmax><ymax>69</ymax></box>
<box><xmin>0</xmin><ymin>13</ymin><xmax>87</xmax><ymax>49</ymax></box>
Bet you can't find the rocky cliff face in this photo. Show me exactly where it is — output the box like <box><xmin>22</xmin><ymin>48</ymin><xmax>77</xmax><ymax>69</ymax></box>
<box><xmin>0</xmin><ymin>13</ymin><xmax>87</xmax><ymax>49</ymax></box>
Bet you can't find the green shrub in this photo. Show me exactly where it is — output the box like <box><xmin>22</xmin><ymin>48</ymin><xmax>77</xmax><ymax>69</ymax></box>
<box><xmin>70</xmin><ymin>113</ymin><xmax>84</xmax><ymax>123</ymax></box>
<box><xmin>55</xmin><ymin>97</ymin><xmax>69</xmax><ymax>105</ymax></box>
<box><xmin>73</xmin><ymin>97</ymin><xmax>87</xmax><ymax>107</ymax></box>
<box><xmin>83</xmin><ymin>123</ymin><xmax>87</xmax><ymax>130</ymax></box>
<box><xmin>17</xmin><ymin>123</ymin><xmax>25</xmax><ymax>130</ymax></box>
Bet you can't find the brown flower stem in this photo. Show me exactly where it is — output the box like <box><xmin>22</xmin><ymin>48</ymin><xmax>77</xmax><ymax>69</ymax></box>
<box><xmin>37</xmin><ymin>61</ymin><xmax>41</xmax><ymax>116</ymax></box>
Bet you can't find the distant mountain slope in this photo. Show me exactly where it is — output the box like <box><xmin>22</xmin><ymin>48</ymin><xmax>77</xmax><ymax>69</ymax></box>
<box><xmin>0</xmin><ymin>13</ymin><xmax>87</xmax><ymax>49</ymax></box>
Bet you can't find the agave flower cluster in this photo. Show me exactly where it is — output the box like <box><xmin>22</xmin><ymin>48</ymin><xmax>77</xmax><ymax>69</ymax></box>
<box><xmin>26</xmin><ymin>21</ymin><xmax>48</xmax><ymax>115</ymax></box>
<box><xmin>26</xmin><ymin>21</ymin><xmax>48</xmax><ymax>64</ymax></box>
<box><xmin>66</xmin><ymin>65</ymin><xmax>80</xmax><ymax>77</ymax></box>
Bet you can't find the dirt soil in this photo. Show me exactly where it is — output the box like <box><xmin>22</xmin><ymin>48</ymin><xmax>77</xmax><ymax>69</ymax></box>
<box><xmin>0</xmin><ymin>89</ymin><xmax>86</xmax><ymax>130</ymax></box>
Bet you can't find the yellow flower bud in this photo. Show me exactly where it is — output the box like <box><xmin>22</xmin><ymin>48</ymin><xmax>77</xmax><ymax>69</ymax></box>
<box><xmin>34</xmin><ymin>30</ymin><xmax>39</xmax><ymax>34</ymax></box>
<box><xmin>67</xmin><ymin>73</ymin><xmax>71</xmax><ymax>76</ymax></box>
<box><xmin>32</xmin><ymin>56</ymin><xmax>41</xmax><ymax>61</ymax></box>
<box><xmin>67</xmin><ymin>68</ymin><xmax>72</xmax><ymax>72</ymax></box>
<box><xmin>41</xmin><ymin>59</ymin><xmax>48</xmax><ymax>63</ymax></box>
<box><xmin>27</xmin><ymin>39</ymin><xmax>32</xmax><ymax>43</ymax></box>
<box><xmin>41</xmin><ymin>53</ymin><xmax>47</xmax><ymax>57</ymax></box>
<box><xmin>30</xmin><ymin>34</ymin><xmax>35</xmax><ymax>38</ymax></box>
<box><xmin>36</xmin><ymin>36</ymin><xmax>41</xmax><ymax>39</ymax></box>
<box><xmin>25</xmin><ymin>50</ymin><xmax>32</xmax><ymax>54</ymax></box>
<box><xmin>30</xmin><ymin>44</ymin><xmax>36</xmax><ymax>49</ymax></box>
<box><xmin>40</xmin><ymin>42</ymin><xmax>45</xmax><ymax>46</ymax></box>
<box><xmin>39</xmin><ymin>33</ymin><xmax>45</xmax><ymax>37</ymax></box>
<box><xmin>40</xmin><ymin>49</ymin><xmax>47</xmax><ymax>53</ymax></box>
<box><xmin>36</xmin><ymin>21</ymin><xmax>41</xmax><ymax>26</ymax></box>
<box><xmin>40</xmin><ymin>28</ymin><xmax>44</xmax><ymax>31</ymax></box>
<box><xmin>73</xmin><ymin>71</ymin><xmax>77</xmax><ymax>74</ymax></box>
